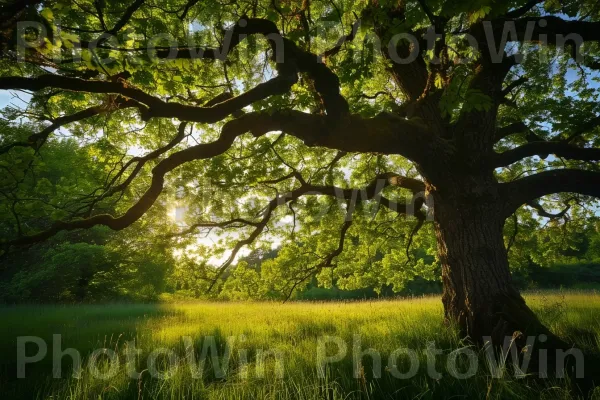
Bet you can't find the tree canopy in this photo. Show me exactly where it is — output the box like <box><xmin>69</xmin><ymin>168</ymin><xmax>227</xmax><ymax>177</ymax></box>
<box><xmin>1</xmin><ymin>0</ymin><xmax>600</xmax><ymax>310</ymax></box>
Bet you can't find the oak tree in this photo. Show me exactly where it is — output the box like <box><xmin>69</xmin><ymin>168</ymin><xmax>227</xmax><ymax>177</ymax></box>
<box><xmin>1</xmin><ymin>0</ymin><xmax>600</xmax><ymax>365</ymax></box>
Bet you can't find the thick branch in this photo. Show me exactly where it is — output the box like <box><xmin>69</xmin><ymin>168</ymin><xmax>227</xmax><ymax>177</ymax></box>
<box><xmin>501</xmin><ymin>169</ymin><xmax>600</xmax><ymax>217</ymax></box>
<box><xmin>1</xmin><ymin>15</ymin><xmax>352</xmax><ymax>122</ymax></box>
<box><xmin>495</xmin><ymin>141</ymin><xmax>600</xmax><ymax>167</ymax></box>
<box><xmin>3</xmin><ymin>98</ymin><xmax>437</xmax><ymax>248</ymax></box>
<box><xmin>495</xmin><ymin>121</ymin><xmax>529</xmax><ymax>142</ymax></box>
<box><xmin>230</xmin><ymin>110</ymin><xmax>444</xmax><ymax>162</ymax></box>
<box><xmin>485</xmin><ymin>16</ymin><xmax>600</xmax><ymax>44</ymax></box>
<box><xmin>150</xmin><ymin>17</ymin><xmax>349</xmax><ymax>117</ymax></box>
<box><xmin>0</xmin><ymin>71</ymin><xmax>298</xmax><ymax>123</ymax></box>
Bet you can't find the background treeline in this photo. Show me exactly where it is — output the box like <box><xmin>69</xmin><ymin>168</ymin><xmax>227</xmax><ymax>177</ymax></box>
<box><xmin>2</xmin><ymin>229</ymin><xmax>600</xmax><ymax>303</ymax></box>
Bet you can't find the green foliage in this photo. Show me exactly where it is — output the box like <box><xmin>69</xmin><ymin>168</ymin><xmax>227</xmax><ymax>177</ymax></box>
<box><xmin>0</xmin><ymin>138</ymin><xmax>173</xmax><ymax>303</ymax></box>
<box><xmin>1</xmin><ymin>0</ymin><xmax>599</xmax><ymax>304</ymax></box>
<box><xmin>0</xmin><ymin>227</ymin><xmax>173</xmax><ymax>303</ymax></box>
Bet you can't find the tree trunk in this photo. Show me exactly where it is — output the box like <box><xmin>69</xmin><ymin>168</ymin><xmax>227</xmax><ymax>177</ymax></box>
<box><xmin>428</xmin><ymin>176</ymin><xmax>599</xmax><ymax>395</ymax></box>
<box><xmin>75</xmin><ymin>276</ymin><xmax>90</xmax><ymax>302</ymax></box>
<box><xmin>429</xmin><ymin>179</ymin><xmax>550</xmax><ymax>344</ymax></box>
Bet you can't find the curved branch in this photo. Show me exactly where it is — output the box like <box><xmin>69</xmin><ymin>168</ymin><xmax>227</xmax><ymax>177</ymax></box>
<box><xmin>179</xmin><ymin>170</ymin><xmax>426</xmax><ymax>290</ymax></box>
<box><xmin>6</xmin><ymin>14</ymin><xmax>353</xmax><ymax>122</ymax></box>
<box><xmin>484</xmin><ymin>16</ymin><xmax>600</xmax><ymax>45</ymax></box>
<box><xmin>0</xmin><ymin>68</ymin><xmax>441</xmax><ymax>163</ymax></box>
<box><xmin>495</xmin><ymin>121</ymin><xmax>529</xmax><ymax>142</ymax></box>
<box><xmin>179</xmin><ymin>0</ymin><xmax>201</xmax><ymax>20</ymax></box>
<box><xmin>0</xmin><ymin>70</ymin><xmax>298</xmax><ymax>124</ymax></box>
<box><xmin>77</xmin><ymin>122</ymin><xmax>190</xmax><ymax>214</ymax></box>
<box><xmin>107</xmin><ymin>0</ymin><xmax>145</xmax><ymax>36</ymax></box>
<box><xmin>321</xmin><ymin>18</ymin><xmax>361</xmax><ymax>59</ymax></box>
<box><xmin>526</xmin><ymin>200</ymin><xmax>572</xmax><ymax>219</ymax></box>
<box><xmin>500</xmin><ymin>169</ymin><xmax>600</xmax><ymax>217</ymax></box>
<box><xmin>3</xmin><ymin>104</ymin><xmax>432</xmax><ymax>248</ymax></box>
<box><xmin>139</xmin><ymin>17</ymin><xmax>348</xmax><ymax>117</ymax></box>
<box><xmin>207</xmin><ymin>206</ymin><xmax>275</xmax><ymax>292</ymax></box>
<box><xmin>168</xmin><ymin>218</ymin><xmax>263</xmax><ymax>238</ymax></box>
<box><xmin>179</xmin><ymin>171</ymin><xmax>425</xmax><ymax>238</ymax></box>
<box><xmin>3</xmin><ymin>119</ymin><xmax>242</xmax><ymax>247</ymax></box>
<box><xmin>283</xmin><ymin>215</ymin><xmax>353</xmax><ymax>302</ymax></box>
<box><xmin>495</xmin><ymin>141</ymin><xmax>600</xmax><ymax>167</ymax></box>
<box><xmin>502</xmin><ymin>76</ymin><xmax>528</xmax><ymax>97</ymax></box>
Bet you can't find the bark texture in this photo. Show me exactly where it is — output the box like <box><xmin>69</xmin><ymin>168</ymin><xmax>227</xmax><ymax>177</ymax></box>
<box><xmin>429</xmin><ymin>174</ymin><xmax>599</xmax><ymax>396</ymax></box>
<box><xmin>434</xmin><ymin>196</ymin><xmax>547</xmax><ymax>343</ymax></box>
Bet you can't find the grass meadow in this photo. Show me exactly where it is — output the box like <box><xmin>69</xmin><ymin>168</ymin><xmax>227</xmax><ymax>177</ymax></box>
<box><xmin>1</xmin><ymin>291</ymin><xmax>599</xmax><ymax>399</ymax></box>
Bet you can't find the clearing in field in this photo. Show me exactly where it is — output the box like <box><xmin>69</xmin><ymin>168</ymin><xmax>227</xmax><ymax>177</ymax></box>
<box><xmin>2</xmin><ymin>292</ymin><xmax>599</xmax><ymax>399</ymax></box>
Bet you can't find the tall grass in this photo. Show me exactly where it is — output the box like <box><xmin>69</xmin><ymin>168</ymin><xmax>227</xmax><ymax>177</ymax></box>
<box><xmin>0</xmin><ymin>292</ymin><xmax>599</xmax><ymax>399</ymax></box>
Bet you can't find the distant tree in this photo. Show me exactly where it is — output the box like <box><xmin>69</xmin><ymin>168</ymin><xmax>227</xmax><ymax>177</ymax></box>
<box><xmin>0</xmin><ymin>138</ymin><xmax>172</xmax><ymax>302</ymax></box>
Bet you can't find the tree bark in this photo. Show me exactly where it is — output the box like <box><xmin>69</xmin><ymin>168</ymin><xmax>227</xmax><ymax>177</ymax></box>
<box><xmin>430</xmin><ymin>178</ymin><xmax>599</xmax><ymax>395</ymax></box>
<box><xmin>75</xmin><ymin>276</ymin><xmax>90</xmax><ymax>302</ymax></box>
<box><xmin>429</xmin><ymin>178</ymin><xmax>550</xmax><ymax>343</ymax></box>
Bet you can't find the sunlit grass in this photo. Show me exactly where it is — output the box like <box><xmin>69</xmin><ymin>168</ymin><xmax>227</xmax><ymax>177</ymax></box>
<box><xmin>0</xmin><ymin>292</ymin><xmax>599</xmax><ymax>399</ymax></box>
